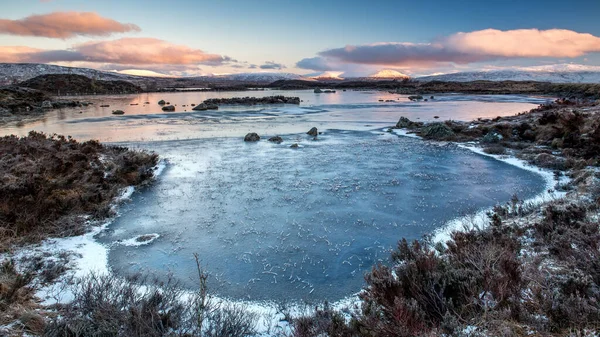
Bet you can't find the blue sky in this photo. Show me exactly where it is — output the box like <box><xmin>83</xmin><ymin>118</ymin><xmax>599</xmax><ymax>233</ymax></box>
<box><xmin>1</xmin><ymin>0</ymin><xmax>600</xmax><ymax>76</ymax></box>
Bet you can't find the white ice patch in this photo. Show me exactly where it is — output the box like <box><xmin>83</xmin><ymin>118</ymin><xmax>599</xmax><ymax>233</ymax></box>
<box><xmin>391</xmin><ymin>128</ymin><xmax>421</xmax><ymax>139</ymax></box>
<box><xmin>118</xmin><ymin>233</ymin><xmax>160</xmax><ymax>247</ymax></box>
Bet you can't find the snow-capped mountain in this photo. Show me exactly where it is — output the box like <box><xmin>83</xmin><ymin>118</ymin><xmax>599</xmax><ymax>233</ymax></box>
<box><xmin>368</xmin><ymin>69</ymin><xmax>410</xmax><ymax>79</ymax></box>
<box><xmin>0</xmin><ymin>63</ymin><xmax>146</xmax><ymax>85</ymax></box>
<box><xmin>309</xmin><ymin>71</ymin><xmax>345</xmax><ymax>81</ymax></box>
<box><xmin>417</xmin><ymin>64</ymin><xmax>600</xmax><ymax>83</ymax></box>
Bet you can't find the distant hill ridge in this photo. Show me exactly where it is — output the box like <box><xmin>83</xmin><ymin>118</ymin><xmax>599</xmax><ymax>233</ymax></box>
<box><xmin>2</xmin><ymin>63</ymin><xmax>600</xmax><ymax>90</ymax></box>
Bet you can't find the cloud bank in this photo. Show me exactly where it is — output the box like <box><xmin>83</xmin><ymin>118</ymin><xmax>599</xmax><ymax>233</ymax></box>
<box><xmin>0</xmin><ymin>38</ymin><xmax>229</xmax><ymax>66</ymax></box>
<box><xmin>297</xmin><ymin>29</ymin><xmax>600</xmax><ymax>71</ymax></box>
<box><xmin>0</xmin><ymin>12</ymin><xmax>140</xmax><ymax>38</ymax></box>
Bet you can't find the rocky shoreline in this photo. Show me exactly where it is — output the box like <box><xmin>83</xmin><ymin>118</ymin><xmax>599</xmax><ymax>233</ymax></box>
<box><xmin>0</xmin><ymin>87</ymin><xmax>94</xmax><ymax>125</ymax></box>
<box><xmin>392</xmin><ymin>98</ymin><xmax>600</xmax><ymax>170</ymax></box>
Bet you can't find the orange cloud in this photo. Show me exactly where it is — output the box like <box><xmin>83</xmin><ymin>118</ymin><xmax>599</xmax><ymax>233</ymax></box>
<box><xmin>446</xmin><ymin>29</ymin><xmax>600</xmax><ymax>58</ymax></box>
<box><xmin>0</xmin><ymin>12</ymin><xmax>140</xmax><ymax>38</ymax></box>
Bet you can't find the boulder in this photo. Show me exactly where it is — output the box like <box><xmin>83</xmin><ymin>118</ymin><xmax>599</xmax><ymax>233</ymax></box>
<box><xmin>408</xmin><ymin>95</ymin><xmax>423</xmax><ymax>101</ymax></box>
<box><xmin>41</xmin><ymin>101</ymin><xmax>53</xmax><ymax>109</ymax></box>
<box><xmin>307</xmin><ymin>127</ymin><xmax>318</xmax><ymax>137</ymax></box>
<box><xmin>158</xmin><ymin>100</ymin><xmax>166</xmax><ymax>105</ymax></box>
<box><xmin>111</xmin><ymin>110</ymin><xmax>125</xmax><ymax>115</ymax></box>
<box><xmin>421</xmin><ymin>123</ymin><xmax>454</xmax><ymax>140</ymax></box>
<box><xmin>290</xmin><ymin>143</ymin><xmax>299</xmax><ymax>148</ymax></box>
<box><xmin>396</xmin><ymin>117</ymin><xmax>422</xmax><ymax>129</ymax></box>
<box><xmin>314</xmin><ymin>88</ymin><xmax>323</xmax><ymax>93</ymax></box>
<box><xmin>268</xmin><ymin>136</ymin><xmax>283</xmax><ymax>144</ymax></box>
<box><xmin>162</xmin><ymin>105</ymin><xmax>175</xmax><ymax>111</ymax></box>
<box><xmin>244</xmin><ymin>133</ymin><xmax>260</xmax><ymax>142</ymax></box>
<box><xmin>192</xmin><ymin>103</ymin><xmax>207</xmax><ymax>111</ymax></box>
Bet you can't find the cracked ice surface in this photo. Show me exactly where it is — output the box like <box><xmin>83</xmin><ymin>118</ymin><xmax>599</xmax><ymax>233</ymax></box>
<box><xmin>98</xmin><ymin>130</ymin><xmax>545</xmax><ymax>301</ymax></box>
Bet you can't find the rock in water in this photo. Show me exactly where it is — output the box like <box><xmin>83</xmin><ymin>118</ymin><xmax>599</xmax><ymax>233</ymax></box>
<box><xmin>307</xmin><ymin>127</ymin><xmax>318</xmax><ymax>136</ymax></box>
<box><xmin>290</xmin><ymin>143</ymin><xmax>299</xmax><ymax>148</ymax></box>
<box><xmin>112</xmin><ymin>110</ymin><xmax>125</xmax><ymax>115</ymax></box>
<box><xmin>158</xmin><ymin>100</ymin><xmax>166</xmax><ymax>105</ymax></box>
<box><xmin>421</xmin><ymin>123</ymin><xmax>454</xmax><ymax>139</ymax></box>
<box><xmin>314</xmin><ymin>88</ymin><xmax>322</xmax><ymax>93</ymax></box>
<box><xmin>162</xmin><ymin>105</ymin><xmax>175</xmax><ymax>111</ymax></box>
<box><xmin>41</xmin><ymin>101</ymin><xmax>53</xmax><ymax>109</ymax></box>
<box><xmin>192</xmin><ymin>103</ymin><xmax>207</xmax><ymax>111</ymax></box>
<box><xmin>244</xmin><ymin>133</ymin><xmax>260</xmax><ymax>142</ymax></box>
<box><xmin>396</xmin><ymin>117</ymin><xmax>424</xmax><ymax>129</ymax></box>
<box><xmin>268</xmin><ymin>136</ymin><xmax>283</xmax><ymax>144</ymax></box>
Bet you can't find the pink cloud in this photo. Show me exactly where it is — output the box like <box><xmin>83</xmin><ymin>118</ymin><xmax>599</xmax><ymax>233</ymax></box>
<box><xmin>0</xmin><ymin>38</ymin><xmax>229</xmax><ymax>66</ymax></box>
<box><xmin>0</xmin><ymin>12</ymin><xmax>140</xmax><ymax>38</ymax></box>
<box><xmin>74</xmin><ymin>38</ymin><xmax>227</xmax><ymax>65</ymax></box>
<box><xmin>0</xmin><ymin>46</ymin><xmax>44</xmax><ymax>62</ymax></box>
<box><xmin>298</xmin><ymin>29</ymin><xmax>600</xmax><ymax>70</ymax></box>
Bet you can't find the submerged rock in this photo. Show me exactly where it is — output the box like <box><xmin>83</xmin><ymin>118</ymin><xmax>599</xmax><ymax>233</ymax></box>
<box><xmin>268</xmin><ymin>136</ymin><xmax>283</xmax><ymax>144</ymax></box>
<box><xmin>307</xmin><ymin>127</ymin><xmax>318</xmax><ymax>137</ymax></box>
<box><xmin>162</xmin><ymin>105</ymin><xmax>175</xmax><ymax>111</ymax></box>
<box><xmin>244</xmin><ymin>133</ymin><xmax>260</xmax><ymax>142</ymax></box>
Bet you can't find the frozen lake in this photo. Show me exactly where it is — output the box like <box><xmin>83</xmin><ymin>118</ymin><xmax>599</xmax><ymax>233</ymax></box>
<box><xmin>1</xmin><ymin>90</ymin><xmax>548</xmax><ymax>302</ymax></box>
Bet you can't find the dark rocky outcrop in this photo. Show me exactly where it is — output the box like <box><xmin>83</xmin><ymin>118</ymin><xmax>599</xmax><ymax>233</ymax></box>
<box><xmin>314</xmin><ymin>88</ymin><xmax>322</xmax><ymax>93</ymax></box>
<box><xmin>244</xmin><ymin>133</ymin><xmax>260</xmax><ymax>142</ymax></box>
<box><xmin>111</xmin><ymin>110</ymin><xmax>125</xmax><ymax>115</ymax></box>
<box><xmin>202</xmin><ymin>96</ymin><xmax>300</xmax><ymax>106</ymax></box>
<box><xmin>19</xmin><ymin>74</ymin><xmax>142</xmax><ymax>95</ymax></box>
<box><xmin>421</xmin><ymin>123</ymin><xmax>455</xmax><ymax>139</ymax></box>
<box><xmin>158</xmin><ymin>100</ymin><xmax>166</xmax><ymax>105</ymax></box>
<box><xmin>307</xmin><ymin>127</ymin><xmax>318</xmax><ymax>137</ymax></box>
<box><xmin>161</xmin><ymin>105</ymin><xmax>175</xmax><ymax>111</ymax></box>
<box><xmin>268</xmin><ymin>136</ymin><xmax>283</xmax><ymax>143</ymax></box>
<box><xmin>395</xmin><ymin>117</ymin><xmax>423</xmax><ymax>129</ymax></box>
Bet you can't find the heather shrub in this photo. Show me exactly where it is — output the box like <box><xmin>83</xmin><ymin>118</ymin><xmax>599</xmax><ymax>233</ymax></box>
<box><xmin>0</xmin><ymin>132</ymin><xmax>158</xmax><ymax>247</ymax></box>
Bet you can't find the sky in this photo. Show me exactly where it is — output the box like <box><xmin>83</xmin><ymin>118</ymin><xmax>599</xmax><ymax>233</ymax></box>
<box><xmin>1</xmin><ymin>0</ymin><xmax>600</xmax><ymax>77</ymax></box>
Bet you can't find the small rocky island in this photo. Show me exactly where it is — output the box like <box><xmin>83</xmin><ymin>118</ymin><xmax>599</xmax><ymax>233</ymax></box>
<box><xmin>202</xmin><ymin>95</ymin><xmax>300</xmax><ymax>105</ymax></box>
